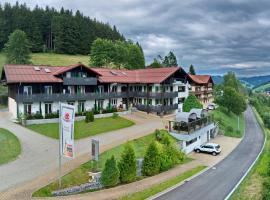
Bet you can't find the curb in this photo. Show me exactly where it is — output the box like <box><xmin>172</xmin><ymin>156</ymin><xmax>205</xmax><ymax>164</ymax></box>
<box><xmin>224</xmin><ymin>107</ymin><xmax>267</xmax><ymax>200</ymax></box>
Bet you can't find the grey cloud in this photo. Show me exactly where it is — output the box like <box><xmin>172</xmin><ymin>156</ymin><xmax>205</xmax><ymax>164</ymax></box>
<box><xmin>4</xmin><ymin>0</ymin><xmax>270</xmax><ymax>76</ymax></box>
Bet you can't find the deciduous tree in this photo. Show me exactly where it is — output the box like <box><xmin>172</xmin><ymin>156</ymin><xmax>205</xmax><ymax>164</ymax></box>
<box><xmin>5</xmin><ymin>29</ymin><xmax>31</xmax><ymax>64</ymax></box>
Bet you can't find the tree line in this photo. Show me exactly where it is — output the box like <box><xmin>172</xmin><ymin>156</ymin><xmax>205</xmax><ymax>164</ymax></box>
<box><xmin>0</xmin><ymin>2</ymin><xmax>125</xmax><ymax>54</ymax></box>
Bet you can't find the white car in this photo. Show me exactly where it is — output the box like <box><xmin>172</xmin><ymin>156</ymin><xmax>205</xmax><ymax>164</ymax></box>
<box><xmin>194</xmin><ymin>143</ymin><xmax>221</xmax><ymax>156</ymax></box>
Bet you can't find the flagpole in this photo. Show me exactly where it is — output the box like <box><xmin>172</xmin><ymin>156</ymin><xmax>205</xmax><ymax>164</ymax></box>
<box><xmin>58</xmin><ymin>102</ymin><xmax>62</xmax><ymax>189</ymax></box>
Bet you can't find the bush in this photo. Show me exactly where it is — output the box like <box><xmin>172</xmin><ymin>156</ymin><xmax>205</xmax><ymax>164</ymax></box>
<box><xmin>225</xmin><ymin>126</ymin><xmax>234</xmax><ymax>133</ymax></box>
<box><xmin>112</xmin><ymin>112</ymin><xmax>119</xmax><ymax>119</ymax></box>
<box><xmin>26</xmin><ymin>113</ymin><xmax>44</xmax><ymax>120</ymax></box>
<box><xmin>160</xmin><ymin>144</ymin><xmax>184</xmax><ymax>172</ymax></box>
<box><xmin>183</xmin><ymin>94</ymin><xmax>203</xmax><ymax>112</ymax></box>
<box><xmin>262</xmin><ymin>113</ymin><xmax>270</xmax><ymax>128</ymax></box>
<box><xmin>101</xmin><ymin>156</ymin><xmax>119</xmax><ymax>187</ymax></box>
<box><xmin>45</xmin><ymin>112</ymin><xmax>59</xmax><ymax>119</ymax></box>
<box><xmin>85</xmin><ymin>111</ymin><xmax>94</xmax><ymax>123</ymax></box>
<box><xmin>155</xmin><ymin>130</ymin><xmax>171</xmax><ymax>146</ymax></box>
<box><xmin>142</xmin><ymin>141</ymin><xmax>162</xmax><ymax>176</ymax></box>
<box><xmin>118</xmin><ymin>144</ymin><xmax>137</xmax><ymax>183</ymax></box>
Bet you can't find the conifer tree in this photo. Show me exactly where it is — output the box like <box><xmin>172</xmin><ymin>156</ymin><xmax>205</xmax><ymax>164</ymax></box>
<box><xmin>189</xmin><ymin>64</ymin><xmax>196</xmax><ymax>75</ymax></box>
<box><xmin>142</xmin><ymin>141</ymin><xmax>161</xmax><ymax>176</ymax></box>
<box><xmin>118</xmin><ymin>144</ymin><xmax>137</xmax><ymax>183</ymax></box>
<box><xmin>101</xmin><ymin>156</ymin><xmax>119</xmax><ymax>187</ymax></box>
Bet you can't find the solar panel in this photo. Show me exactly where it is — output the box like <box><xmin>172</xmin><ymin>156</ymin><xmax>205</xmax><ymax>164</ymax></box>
<box><xmin>34</xmin><ymin>66</ymin><xmax>40</xmax><ymax>71</ymax></box>
<box><xmin>44</xmin><ymin>68</ymin><xmax>51</xmax><ymax>73</ymax></box>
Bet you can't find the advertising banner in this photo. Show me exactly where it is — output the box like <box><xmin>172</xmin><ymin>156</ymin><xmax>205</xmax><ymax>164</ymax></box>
<box><xmin>60</xmin><ymin>103</ymin><xmax>75</xmax><ymax>158</ymax></box>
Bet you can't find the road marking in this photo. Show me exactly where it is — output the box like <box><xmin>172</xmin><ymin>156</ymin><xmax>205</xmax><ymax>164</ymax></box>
<box><xmin>224</xmin><ymin>107</ymin><xmax>266</xmax><ymax>200</ymax></box>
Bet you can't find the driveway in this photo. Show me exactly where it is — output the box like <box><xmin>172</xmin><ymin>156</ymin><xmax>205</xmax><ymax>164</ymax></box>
<box><xmin>154</xmin><ymin>106</ymin><xmax>265</xmax><ymax>200</ymax></box>
<box><xmin>0</xmin><ymin>111</ymin><xmax>163</xmax><ymax>195</ymax></box>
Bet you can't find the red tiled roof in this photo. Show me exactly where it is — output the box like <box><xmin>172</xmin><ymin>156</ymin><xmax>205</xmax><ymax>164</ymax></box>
<box><xmin>3</xmin><ymin>64</ymin><xmax>63</xmax><ymax>83</ymax></box>
<box><xmin>188</xmin><ymin>74</ymin><xmax>213</xmax><ymax>84</ymax></box>
<box><xmin>91</xmin><ymin>67</ymin><xmax>182</xmax><ymax>83</ymax></box>
<box><xmin>2</xmin><ymin>64</ymin><xmax>183</xmax><ymax>84</ymax></box>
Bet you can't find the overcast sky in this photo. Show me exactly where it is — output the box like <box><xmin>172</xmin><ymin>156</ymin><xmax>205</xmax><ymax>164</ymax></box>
<box><xmin>4</xmin><ymin>0</ymin><xmax>270</xmax><ymax>76</ymax></box>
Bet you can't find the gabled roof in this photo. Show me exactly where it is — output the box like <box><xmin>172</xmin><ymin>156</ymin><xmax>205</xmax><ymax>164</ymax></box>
<box><xmin>188</xmin><ymin>74</ymin><xmax>213</xmax><ymax>85</ymax></box>
<box><xmin>91</xmin><ymin>67</ymin><xmax>182</xmax><ymax>83</ymax></box>
<box><xmin>2</xmin><ymin>64</ymin><xmax>184</xmax><ymax>84</ymax></box>
<box><xmin>3</xmin><ymin>64</ymin><xmax>63</xmax><ymax>83</ymax></box>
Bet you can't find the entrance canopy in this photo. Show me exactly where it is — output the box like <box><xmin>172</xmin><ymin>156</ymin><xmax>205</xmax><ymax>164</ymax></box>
<box><xmin>190</xmin><ymin>108</ymin><xmax>208</xmax><ymax>118</ymax></box>
<box><xmin>175</xmin><ymin>112</ymin><xmax>197</xmax><ymax>123</ymax></box>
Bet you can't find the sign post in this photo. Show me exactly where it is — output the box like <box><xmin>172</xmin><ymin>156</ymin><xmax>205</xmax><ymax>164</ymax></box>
<box><xmin>91</xmin><ymin>139</ymin><xmax>99</xmax><ymax>161</ymax></box>
<box><xmin>58</xmin><ymin>103</ymin><xmax>75</xmax><ymax>188</ymax></box>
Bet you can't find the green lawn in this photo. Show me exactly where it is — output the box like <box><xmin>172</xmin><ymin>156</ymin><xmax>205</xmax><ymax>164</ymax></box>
<box><xmin>0</xmin><ymin>52</ymin><xmax>89</xmax><ymax>72</ymax></box>
<box><xmin>0</xmin><ymin>128</ymin><xmax>21</xmax><ymax>165</ymax></box>
<box><xmin>253</xmin><ymin>82</ymin><xmax>270</xmax><ymax>92</ymax></box>
<box><xmin>33</xmin><ymin>130</ymin><xmax>189</xmax><ymax>197</ymax></box>
<box><xmin>119</xmin><ymin>165</ymin><xmax>206</xmax><ymax>200</ymax></box>
<box><xmin>230</xmin><ymin>107</ymin><xmax>268</xmax><ymax>200</ymax></box>
<box><xmin>27</xmin><ymin>116</ymin><xmax>134</xmax><ymax>140</ymax></box>
<box><xmin>211</xmin><ymin>107</ymin><xmax>245</xmax><ymax>138</ymax></box>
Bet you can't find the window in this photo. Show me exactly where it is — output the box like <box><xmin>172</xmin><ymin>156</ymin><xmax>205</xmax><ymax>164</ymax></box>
<box><xmin>77</xmin><ymin>86</ymin><xmax>85</xmax><ymax>94</ymax></box>
<box><xmin>45</xmin><ymin>103</ymin><xmax>52</xmax><ymax>114</ymax></box>
<box><xmin>78</xmin><ymin>101</ymin><xmax>85</xmax><ymax>113</ymax></box>
<box><xmin>155</xmin><ymin>86</ymin><xmax>159</xmax><ymax>92</ymax></box>
<box><xmin>24</xmin><ymin>104</ymin><xmax>32</xmax><ymax>114</ymax></box>
<box><xmin>178</xmin><ymin>97</ymin><xmax>185</xmax><ymax>104</ymax></box>
<box><xmin>111</xmin><ymin>85</ymin><xmax>117</xmax><ymax>92</ymax></box>
<box><xmin>170</xmin><ymin>86</ymin><xmax>173</xmax><ymax>92</ymax></box>
<box><xmin>98</xmin><ymin>86</ymin><xmax>104</xmax><ymax>93</ymax></box>
<box><xmin>23</xmin><ymin>86</ymin><xmax>32</xmax><ymax>95</ymax></box>
<box><xmin>67</xmin><ymin>86</ymin><xmax>75</xmax><ymax>94</ymax></box>
<box><xmin>66</xmin><ymin>72</ymin><xmax>71</xmax><ymax>78</ymax></box>
<box><xmin>44</xmin><ymin>86</ymin><xmax>52</xmax><ymax>94</ymax></box>
<box><xmin>178</xmin><ymin>86</ymin><xmax>185</xmax><ymax>92</ymax></box>
<box><xmin>110</xmin><ymin>99</ymin><xmax>117</xmax><ymax>106</ymax></box>
<box><xmin>186</xmin><ymin>138</ymin><xmax>197</xmax><ymax>146</ymax></box>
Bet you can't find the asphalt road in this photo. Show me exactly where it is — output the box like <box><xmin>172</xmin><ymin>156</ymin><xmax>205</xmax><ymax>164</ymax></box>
<box><xmin>155</xmin><ymin>106</ymin><xmax>265</xmax><ymax>200</ymax></box>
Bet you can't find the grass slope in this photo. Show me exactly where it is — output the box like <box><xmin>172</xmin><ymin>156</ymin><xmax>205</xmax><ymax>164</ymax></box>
<box><xmin>253</xmin><ymin>82</ymin><xmax>270</xmax><ymax>92</ymax></box>
<box><xmin>211</xmin><ymin>107</ymin><xmax>245</xmax><ymax>138</ymax></box>
<box><xmin>119</xmin><ymin>166</ymin><xmax>206</xmax><ymax>200</ymax></box>
<box><xmin>27</xmin><ymin>116</ymin><xmax>134</xmax><ymax>140</ymax></box>
<box><xmin>33</xmin><ymin>131</ymin><xmax>189</xmax><ymax>197</ymax></box>
<box><xmin>0</xmin><ymin>128</ymin><xmax>21</xmax><ymax>165</ymax></box>
<box><xmin>230</xmin><ymin>107</ymin><xmax>268</xmax><ymax>200</ymax></box>
<box><xmin>0</xmin><ymin>52</ymin><xmax>89</xmax><ymax>71</ymax></box>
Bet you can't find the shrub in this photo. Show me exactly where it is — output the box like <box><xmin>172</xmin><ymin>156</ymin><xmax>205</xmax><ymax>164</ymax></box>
<box><xmin>225</xmin><ymin>126</ymin><xmax>234</xmax><ymax>133</ymax></box>
<box><xmin>112</xmin><ymin>112</ymin><xmax>119</xmax><ymax>119</ymax></box>
<box><xmin>142</xmin><ymin>141</ymin><xmax>162</xmax><ymax>176</ymax></box>
<box><xmin>45</xmin><ymin>112</ymin><xmax>59</xmax><ymax>119</ymax></box>
<box><xmin>183</xmin><ymin>94</ymin><xmax>203</xmax><ymax>112</ymax></box>
<box><xmin>26</xmin><ymin>113</ymin><xmax>44</xmax><ymax>120</ymax></box>
<box><xmin>155</xmin><ymin>130</ymin><xmax>171</xmax><ymax>146</ymax></box>
<box><xmin>118</xmin><ymin>144</ymin><xmax>137</xmax><ymax>183</ymax></box>
<box><xmin>262</xmin><ymin>113</ymin><xmax>270</xmax><ymax>128</ymax></box>
<box><xmin>85</xmin><ymin>111</ymin><xmax>94</xmax><ymax>123</ymax></box>
<box><xmin>160</xmin><ymin>144</ymin><xmax>184</xmax><ymax>172</ymax></box>
<box><xmin>101</xmin><ymin>156</ymin><xmax>119</xmax><ymax>187</ymax></box>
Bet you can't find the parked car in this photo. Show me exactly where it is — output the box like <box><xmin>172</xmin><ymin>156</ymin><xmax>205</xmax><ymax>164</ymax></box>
<box><xmin>194</xmin><ymin>143</ymin><xmax>221</xmax><ymax>156</ymax></box>
<box><xmin>207</xmin><ymin>103</ymin><xmax>217</xmax><ymax>110</ymax></box>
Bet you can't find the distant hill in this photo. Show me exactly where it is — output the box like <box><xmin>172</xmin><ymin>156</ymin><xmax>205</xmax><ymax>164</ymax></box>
<box><xmin>240</xmin><ymin>75</ymin><xmax>270</xmax><ymax>88</ymax></box>
<box><xmin>212</xmin><ymin>76</ymin><xmax>223</xmax><ymax>85</ymax></box>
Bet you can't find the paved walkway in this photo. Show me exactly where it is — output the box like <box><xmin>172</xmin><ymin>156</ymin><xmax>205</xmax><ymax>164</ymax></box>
<box><xmin>0</xmin><ymin>111</ymin><xmax>164</xmax><ymax>199</ymax></box>
<box><xmin>155</xmin><ymin>106</ymin><xmax>265</xmax><ymax>200</ymax></box>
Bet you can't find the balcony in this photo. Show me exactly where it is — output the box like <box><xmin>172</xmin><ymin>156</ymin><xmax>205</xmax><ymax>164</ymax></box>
<box><xmin>15</xmin><ymin>91</ymin><xmax>179</xmax><ymax>103</ymax></box>
<box><xmin>169</xmin><ymin>116</ymin><xmax>213</xmax><ymax>134</ymax></box>
<box><xmin>128</xmin><ymin>91</ymin><xmax>178</xmax><ymax>99</ymax></box>
<box><xmin>15</xmin><ymin>92</ymin><xmax>129</xmax><ymax>102</ymax></box>
<box><xmin>135</xmin><ymin>104</ymin><xmax>178</xmax><ymax>113</ymax></box>
<box><xmin>63</xmin><ymin>77</ymin><xmax>97</xmax><ymax>85</ymax></box>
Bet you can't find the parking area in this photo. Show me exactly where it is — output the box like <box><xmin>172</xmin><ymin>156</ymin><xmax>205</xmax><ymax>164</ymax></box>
<box><xmin>190</xmin><ymin>135</ymin><xmax>242</xmax><ymax>166</ymax></box>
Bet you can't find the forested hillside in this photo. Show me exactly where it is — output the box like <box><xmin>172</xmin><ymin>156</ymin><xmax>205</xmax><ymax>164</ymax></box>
<box><xmin>0</xmin><ymin>2</ymin><xmax>125</xmax><ymax>54</ymax></box>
